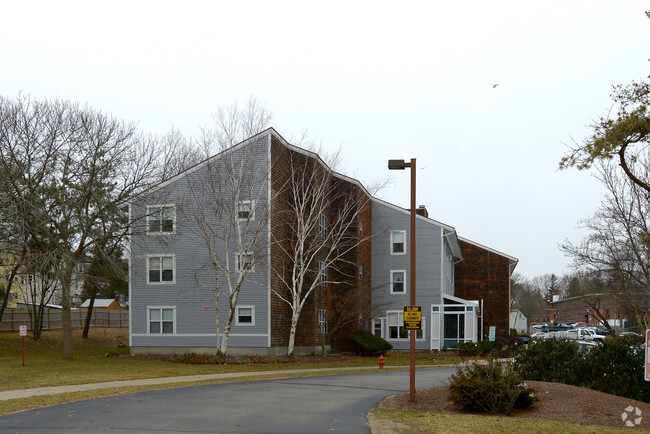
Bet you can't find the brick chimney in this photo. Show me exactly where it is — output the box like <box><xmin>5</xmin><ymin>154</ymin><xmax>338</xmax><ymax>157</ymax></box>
<box><xmin>414</xmin><ymin>205</ymin><xmax>428</xmax><ymax>218</ymax></box>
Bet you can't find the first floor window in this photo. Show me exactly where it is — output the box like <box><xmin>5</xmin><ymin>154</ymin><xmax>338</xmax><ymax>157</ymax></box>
<box><xmin>318</xmin><ymin>309</ymin><xmax>328</xmax><ymax>334</ymax></box>
<box><xmin>236</xmin><ymin>306</ymin><xmax>254</xmax><ymax>325</ymax></box>
<box><xmin>148</xmin><ymin>256</ymin><xmax>175</xmax><ymax>283</ymax></box>
<box><xmin>390</xmin><ymin>270</ymin><xmax>405</xmax><ymax>294</ymax></box>
<box><xmin>149</xmin><ymin>307</ymin><xmax>174</xmax><ymax>334</ymax></box>
<box><xmin>387</xmin><ymin>312</ymin><xmax>423</xmax><ymax>340</ymax></box>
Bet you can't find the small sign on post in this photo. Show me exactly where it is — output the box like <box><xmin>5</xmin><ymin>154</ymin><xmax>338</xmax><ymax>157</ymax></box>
<box><xmin>19</xmin><ymin>325</ymin><xmax>27</xmax><ymax>367</ymax></box>
<box><xmin>403</xmin><ymin>305</ymin><xmax>422</xmax><ymax>331</ymax></box>
<box><xmin>489</xmin><ymin>326</ymin><xmax>496</xmax><ymax>342</ymax></box>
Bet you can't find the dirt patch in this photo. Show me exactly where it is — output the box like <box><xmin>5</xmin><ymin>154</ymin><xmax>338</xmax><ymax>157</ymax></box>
<box><xmin>377</xmin><ymin>381</ymin><xmax>650</xmax><ymax>429</ymax></box>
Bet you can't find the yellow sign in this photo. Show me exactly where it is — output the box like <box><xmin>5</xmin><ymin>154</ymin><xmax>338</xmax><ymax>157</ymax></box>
<box><xmin>403</xmin><ymin>305</ymin><xmax>422</xmax><ymax>331</ymax></box>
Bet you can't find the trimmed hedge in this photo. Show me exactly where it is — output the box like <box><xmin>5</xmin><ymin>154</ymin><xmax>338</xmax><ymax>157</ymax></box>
<box><xmin>346</xmin><ymin>329</ymin><xmax>392</xmax><ymax>356</ymax></box>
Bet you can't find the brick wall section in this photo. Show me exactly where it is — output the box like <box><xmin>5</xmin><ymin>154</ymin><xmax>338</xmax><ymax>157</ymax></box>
<box><xmin>269</xmin><ymin>137</ymin><xmax>292</xmax><ymax>347</ymax></box>
<box><xmin>269</xmin><ymin>137</ymin><xmax>372</xmax><ymax>351</ymax></box>
<box><xmin>453</xmin><ymin>239</ymin><xmax>511</xmax><ymax>336</ymax></box>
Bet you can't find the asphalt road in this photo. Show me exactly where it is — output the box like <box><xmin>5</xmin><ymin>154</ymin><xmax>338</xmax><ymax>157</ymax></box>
<box><xmin>0</xmin><ymin>367</ymin><xmax>456</xmax><ymax>433</ymax></box>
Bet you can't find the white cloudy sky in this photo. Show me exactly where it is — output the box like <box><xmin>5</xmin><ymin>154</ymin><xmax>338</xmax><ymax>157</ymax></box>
<box><xmin>2</xmin><ymin>1</ymin><xmax>648</xmax><ymax>278</ymax></box>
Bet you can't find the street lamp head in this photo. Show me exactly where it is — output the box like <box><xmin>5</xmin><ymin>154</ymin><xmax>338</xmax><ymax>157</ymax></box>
<box><xmin>388</xmin><ymin>159</ymin><xmax>411</xmax><ymax>170</ymax></box>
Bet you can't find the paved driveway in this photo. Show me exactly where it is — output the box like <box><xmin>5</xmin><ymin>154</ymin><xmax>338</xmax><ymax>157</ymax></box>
<box><xmin>0</xmin><ymin>367</ymin><xmax>456</xmax><ymax>433</ymax></box>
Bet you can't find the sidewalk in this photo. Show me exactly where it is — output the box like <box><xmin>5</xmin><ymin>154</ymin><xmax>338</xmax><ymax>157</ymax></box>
<box><xmin>0</xmin><ymin>365</ymin><xmax>400</xmax><ymax>401</ymax></box>
<box><xmin>1</xmin><ymin>359</ymin><xmax>507</xmax><ymax>402</ymax></box>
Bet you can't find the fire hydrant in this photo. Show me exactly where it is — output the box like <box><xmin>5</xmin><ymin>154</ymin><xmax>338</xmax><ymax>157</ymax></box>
<box><xmin>378</xmin><ymin>354</ymin><xmax>385</xmax><ymax>369</ymax></box>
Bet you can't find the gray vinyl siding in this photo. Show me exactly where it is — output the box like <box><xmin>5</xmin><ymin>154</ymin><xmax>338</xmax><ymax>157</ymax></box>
<box><xmin>129</xmin><ymin>137</ymin><xmax>271</xmax><ymax>349</ymax></box>
<box><xmin>371</xmin><ymin>200</ymin><xmax>448</xmax><ymax>350</ymax></box>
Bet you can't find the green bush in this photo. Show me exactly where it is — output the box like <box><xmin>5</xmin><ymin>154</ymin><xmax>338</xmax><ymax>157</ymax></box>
<box><xmin>346</xmin><ymin>329</ymin><xmax>392</xmax><ymax>356</ymax></box>
<box><xmin>451</xmin><ymin>341</ymin><xmax>497</xmax><ymax>357</ymax></box>
<box><xmin>514</xmin><ymin>338</ymin><xmax>587</xmax><ymax>386</ymax></box>
<box><xmin>587</xmin><ymin>337</ymin><xmax>650</xmax><ymax>401</ymax></box>
<box><xmin>449</xmin><ymin>359</ymin><xmax>537</xmax><ymax>415</ymax></box>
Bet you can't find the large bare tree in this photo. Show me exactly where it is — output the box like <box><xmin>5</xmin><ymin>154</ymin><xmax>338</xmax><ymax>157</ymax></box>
<box><xmin>561</xmin><ymin>159</ymin><xmax>650</xmax><ymax>331</ymax></box>
<box><xmin>0</xmin><ymin>95</ymin><xmax>159</xmax><ymax>359</ymax></box>
<box><xmin>180</xmin><ymin>96</ymin><xmax>274</xmax><ymax>352</ymax></box>
<box><xmin>271</xmin><ymin>149</ymin><xmax>371</xmax><ymax>356</ymax></box>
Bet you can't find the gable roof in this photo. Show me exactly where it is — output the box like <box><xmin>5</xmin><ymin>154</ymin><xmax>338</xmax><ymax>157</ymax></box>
<box><xmin>458</xmin><ymin>236</ymin><xmax>519</xmax><ymax>273</ymax></box>
<box><xmin>80</xmin><ymin>299</ymin><xmax>119</xmax><ymax>308</ymax></box>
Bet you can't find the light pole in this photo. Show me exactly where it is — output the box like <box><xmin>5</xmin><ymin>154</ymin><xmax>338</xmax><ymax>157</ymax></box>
<box><xmin>388</xmin><ymin>158</ymin><xmax>416</xmax><ymax>402</ymax></box>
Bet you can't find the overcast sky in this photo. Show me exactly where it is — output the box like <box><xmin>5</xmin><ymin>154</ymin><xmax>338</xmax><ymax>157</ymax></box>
<box><xmin>2</xmin><ymin>1</ymin><xmax>648</xmax><ymax>278</ymax></box>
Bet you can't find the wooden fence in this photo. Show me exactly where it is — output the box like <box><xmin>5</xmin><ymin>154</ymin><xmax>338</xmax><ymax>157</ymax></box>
<box><xmin>0</xmin><ymin>309</ymin><xmax>128</xmax><ymax>332</ymax></box>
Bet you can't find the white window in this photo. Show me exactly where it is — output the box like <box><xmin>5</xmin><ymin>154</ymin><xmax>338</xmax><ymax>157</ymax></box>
<box><xmin>318</xmin><ymin>309</ymin><xmax>328</xmax><ymax>334</ymax></box>
<box><xmin>359</xmin><ymin>266</ymin><xmax>363</xmax><ymax>280</ymax></box>
<box><xmin>319</xmin><ymin>261</ymin><xmax>327</xmax><ymax>286</ymax></box>
<box><xmin>148</xmin><ymin>307</ymin><xmax>175</xmax><ymax>334</ymax></box>
<box><xmin>390</xmin><ymin>270</ymin><xmax>406</xmax><ymax>294</ymax></box>
<box><xmin>387</xmin><ymin>312</ymin><xmax>424</xmax><ymax>340</ymax></box>
<box><xmin>359</xmin><ymin>221</ymin><xmax>363</xmax><ymax>236</ymax></box>
<box><xmin>147</xmin><ymin>256</ymin><xmax>175</xmax><ymax>283</ymax></box>
<box><xmin>236</xmin><ymin>306</ymin><xmax>255</xmax><ymax>326</ymax></box>
<box><xmin>237</xmin><ymin>200</ymin><xmax>255</xmax><ymax>221</ymax></box>
<box><xmin>147</xmin><ymin>205</ymin><xmax>175</xmax><ymax>234</ymax></box>
<box><xmin>319</xmin><ymin>214</ymin><xmax>328</xmax><ymax>238</ymax></box>
<box><xmin>390</xmin><ymin>230</ymin><xmax>406</xmax><ymax>254</ymax></box>
<box><xmin>236</xmin><ymin>252</ymin><xmax>254</xmax><ymax>272</ymax></box>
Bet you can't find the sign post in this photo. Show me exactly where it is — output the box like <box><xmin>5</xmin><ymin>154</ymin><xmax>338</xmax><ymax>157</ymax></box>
<box><xmin>19</xmin><ymin>325</ymin><xmax>27</xmax><ymax>367</ymax></box>
<box><xmin>643</xmin><ymin>330</ymin><xmax>650</xmax><ymax>381</ymax></box>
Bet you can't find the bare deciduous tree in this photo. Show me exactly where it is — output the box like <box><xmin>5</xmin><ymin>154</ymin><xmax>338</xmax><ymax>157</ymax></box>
<box><xmin>180</xmin><ymin>97</ymin><xmax>274</xmax><ymax>352</ymax></box>
<box><xmin>561</xmin><ymin>159</ymin><xmax>650</xmax><ymax>331</ymax></box>
<box><xmin>0</xmin><ymin>95</ymin><xmax>159</xmax><ymax>359</ymax></box>
<box><xmin>271</xmin><ymin>148</ymin><xmax>372</xmax><ymax>356</ymax></box>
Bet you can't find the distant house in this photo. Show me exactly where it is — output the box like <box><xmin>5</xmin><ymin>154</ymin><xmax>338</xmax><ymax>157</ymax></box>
<box><xmin>549</xmin><ymin>294</ymin><xmax>628</xmax><ymax>330</ymax></box>
<box><xmin>80</xmin><ymin>299</ymin><xmax>122</xmax><ymax>310</ymax></box>
<box><xmin>509</xmin><ymin>309</ymin><xmax>527</xmax><ymax>334</ymax></box>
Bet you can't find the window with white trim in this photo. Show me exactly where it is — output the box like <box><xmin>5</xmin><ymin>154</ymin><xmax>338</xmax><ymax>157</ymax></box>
<box><xmin>148</xmin><ymin>307</ymin><xmax>175</xmax><ymax>334</ymax></box>
<box><xmin>318</xmin><ymin>309</ymin><xmax>327</xmax><ymax>334</ymax></box>
<box><xmin>148</xmin><ymin>256</ymin><xmax>175</xmax><ymax>283</ymax></box>
<box><xmin>387</xmin><ymin>312</ymin><xmax>424</xmax><ymax>340</ymax></box>
<box><xmin>237</xmin><ymin>200</ymin><xmax>255</xmax><ymax>221</ymax></box>
<box><xmin>236</xmin><ymin>253</ymin><xmax>254</xmax><ymax>272</ymax></box>
<box><xmin>236</xmin><ymin>306</ymin><xmax>255</xmax><ymax>325</ymax></box>
<box><xmin>319</xmin><ymin>214</ymin><xmax>328</xmax><ymax>238</ymax></box>
<box><xmin>147</xmin><ymin>205</ymin><xmax>175</xmax><ymax>234</ymax></box>
<box><xmin>319</xmin><ymin>261</ymin><xmax>327</xmax><ymax>286</ymax></box>
<box><xmin>359</xmin><ymin>266</ymin><xmax>363</xmax><ymax>280</ymax></box>
<box><xmin>390</xmin><ymin>230</ymin><xmax>406</xmax><ymax>254</ymax></box>
<box><xmin>359</xmin><ymin>221</ymin><xmax>363</xmax><ymax>236</ymax></box>
<box><xmin>390</xmin><ymin>270</ymin><xmax>406</xmax><ymax>294</ymax></box>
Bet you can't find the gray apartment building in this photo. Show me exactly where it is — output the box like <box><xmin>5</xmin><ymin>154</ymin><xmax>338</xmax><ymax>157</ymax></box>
<box><xmin>128</xmin><ymin>128</ymin><xmax>502</xmax><ymax>355</ymax></box>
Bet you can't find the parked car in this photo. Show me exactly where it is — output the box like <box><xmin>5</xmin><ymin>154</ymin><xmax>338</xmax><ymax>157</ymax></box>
<box><xmin>548</xmin><ymin>328</ymin><xmax>605</xmax><ymax>341</ymax></box>
<box><xmin>530</xmin><ymin>332</ymin><xmax>546</xmax><ymax>340</ymax></box>
<box><xmin>620</xmin><ymin>331</ymin><xmax>642</xmax><ymax>338</ymax></box>
<box><xmin>586</xmin><ymin>327</ymin><xmax>610</xmax><ymax>336</ymax></box>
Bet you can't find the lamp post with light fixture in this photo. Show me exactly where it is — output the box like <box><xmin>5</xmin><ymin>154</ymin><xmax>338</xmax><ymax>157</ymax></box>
<box><xmin>387</xmin><ymin>158</ymin><xmax>416</xmax><ymax>402</ymax></box>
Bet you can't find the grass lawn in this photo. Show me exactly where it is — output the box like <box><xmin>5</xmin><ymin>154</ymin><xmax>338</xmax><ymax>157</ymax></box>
<box><xmin>0</xmin><ymin>328</ymin><xmax>464</xmax><ymax>392</ymax></box>
<box><xmin>369</xmin><ymin>408</ymin><xmax>632</xmax><ymax>434</ymax></box>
